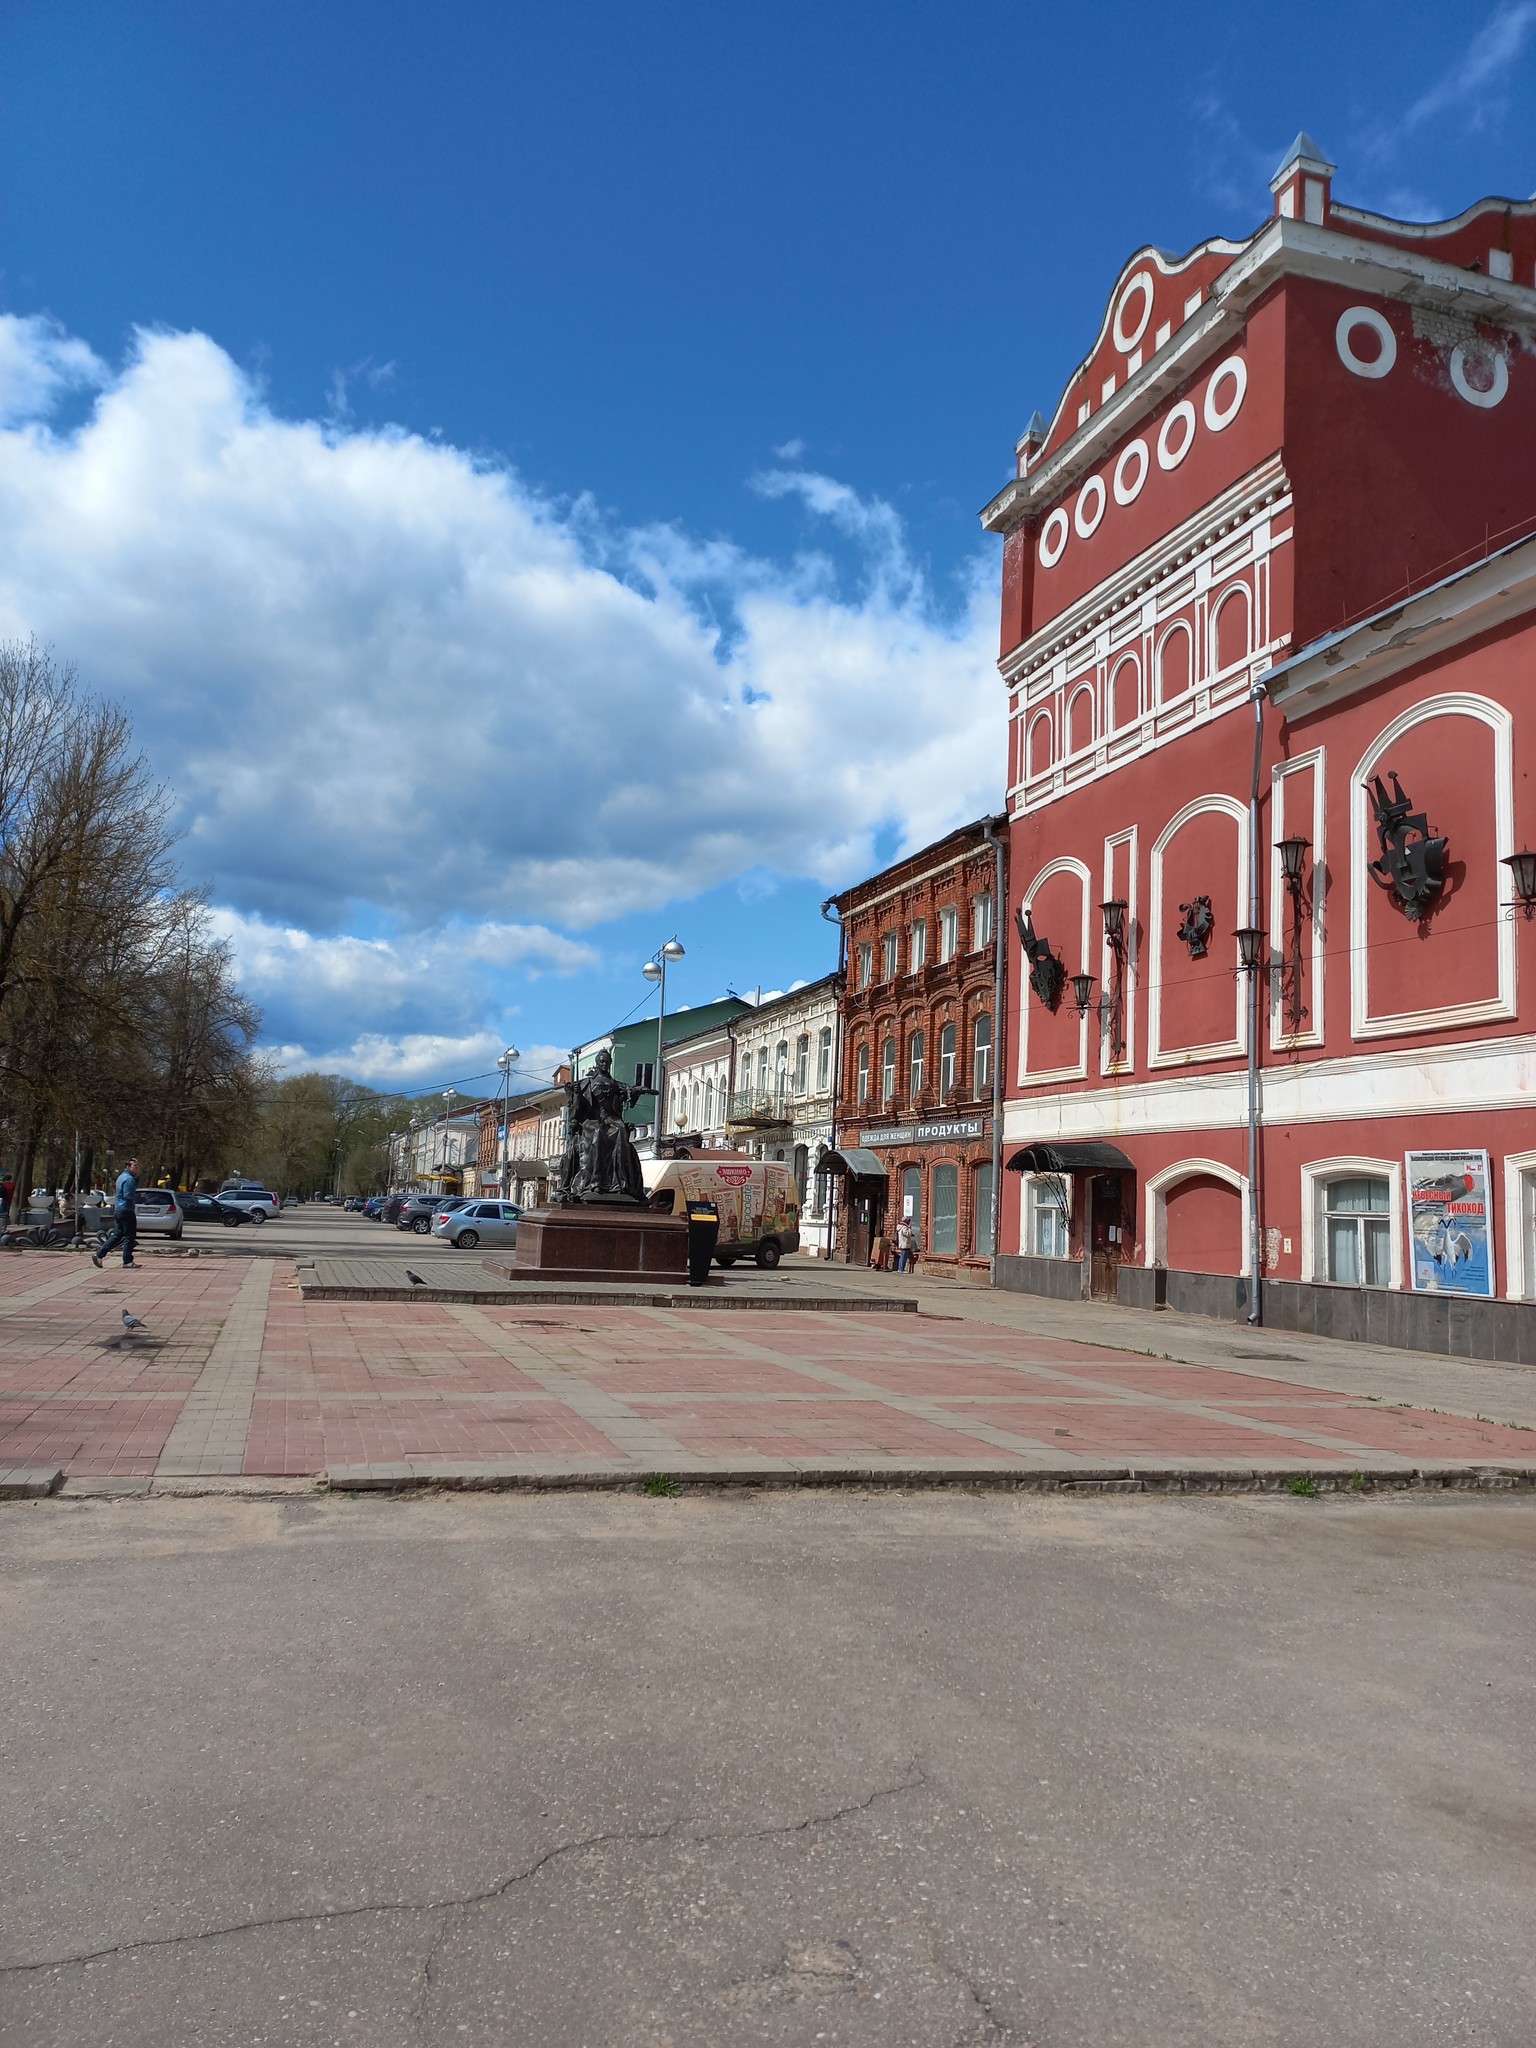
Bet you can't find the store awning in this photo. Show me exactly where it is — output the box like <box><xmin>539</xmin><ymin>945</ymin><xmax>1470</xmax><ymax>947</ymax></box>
<box><xmin>1006</xmin><ymin>1141</ymin><xmax>1134</xmax><ymax>1175</ymax></box>
<box><xmin>818</xmin><ymin>1147</ymin><xmax>889</xmax><ymax>1180</ymax></box>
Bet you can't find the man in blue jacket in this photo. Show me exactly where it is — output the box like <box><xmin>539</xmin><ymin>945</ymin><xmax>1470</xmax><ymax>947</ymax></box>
<box><xmin>92</xmin><ymin>1157</ymin><xmax>141</xmax><ymax>1269</ymax></box>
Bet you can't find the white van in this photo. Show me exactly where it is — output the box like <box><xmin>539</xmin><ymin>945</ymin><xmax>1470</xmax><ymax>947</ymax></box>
<box><xmin>642</xmin><ymin>1153</ymin><xmax>801</xmax><ymax>1269</ymax></box>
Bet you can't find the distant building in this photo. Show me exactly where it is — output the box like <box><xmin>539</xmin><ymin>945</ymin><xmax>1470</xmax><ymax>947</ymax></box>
<box><xmin>726</xmin><ymin>975</ymin><xmax>841</xmax><ymax>1256</ymax></box>
<box><xmin>829</xmin><ymin>820</ymin><xmax>1006</xmax><ymax>1281</ymax></box>
<box><xmin>574</xmin><ymin>998</ymin><xmax>753</xmax><ymax>1157</ymax></box>
<box><xmin>658</xmin><ymin>1019</ymin><xmax>735</xmax><ymax>1151</ymax></box>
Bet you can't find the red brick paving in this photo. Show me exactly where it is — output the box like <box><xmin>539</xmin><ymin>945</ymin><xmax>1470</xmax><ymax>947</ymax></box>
<box><xmin>2</xmin><ymin>1254</ymin><xmax>1535</xmax><ymax>1480</ymax></box>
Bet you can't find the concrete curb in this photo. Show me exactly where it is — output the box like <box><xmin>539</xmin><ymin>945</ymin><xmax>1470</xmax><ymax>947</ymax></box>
<box><xmin>0</xmin><ymin>1466</ymin><xmax>65</xmax><ymax>1499</ymax></box>
<box><xmin>296</xmin><ymin>1282</ymin><xmax>919</xmax><ymax>1310</ymax></box>
<box><xmin>320</xmin><ymin>1458</ymin><xmax>1536</xmax><ymax>1497</ymax></box>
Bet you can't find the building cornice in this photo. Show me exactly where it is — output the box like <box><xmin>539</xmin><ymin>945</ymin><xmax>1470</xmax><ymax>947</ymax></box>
<box><xmin>980</xmin><ymin>218</ymin><xmax>1536</xmax><ymax>537</ymax></box>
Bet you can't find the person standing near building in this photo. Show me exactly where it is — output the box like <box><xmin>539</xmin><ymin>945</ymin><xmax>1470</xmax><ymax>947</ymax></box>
<box><xmin>93</xmin><ymin>1157</ymin><xmax>141</xmax><ymax>1269</ymax></box>
<box><xmin>896</xmin><ymin>1214</ymin><xmax>918</xmax><ymax>1273</ymax></box>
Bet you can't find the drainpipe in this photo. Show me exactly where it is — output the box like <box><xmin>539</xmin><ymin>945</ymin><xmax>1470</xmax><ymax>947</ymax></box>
<box><xmin>981</xmin><ymin>819</ymin><xmax>1007</xmax><ymax>1283</ymax></box>
<box><xmin>1246</xmin><ymin>681</ymin><xmax>1268</xmax><ymax>1326</ymax></box>
<box><xmin>821</xmin><ymin>897</ymin><xmax>846</xmax><ymax>1261</ymax></box>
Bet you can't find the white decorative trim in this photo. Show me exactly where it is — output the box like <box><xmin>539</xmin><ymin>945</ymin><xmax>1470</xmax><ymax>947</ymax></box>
<box><xmin>1209</xmin><ymin>583</ymin><xmax>1251</xmax><ymax>673</ymax></box>
<box><xmin>1203</xmin><ymin>354</ymin><xmax>1247</xmax><ymax>430</ymax></box>
<box><xmin>1040</xmin><ymin>508</ymin><xmax>1069</xmax><ymax>567</ymax></box>
<box><xmin>1074</xmin><ymin>475</ymin><xmax>1107</xmax><ymax>539</ymax></box>
<box><xmin>1113</xmin><ymin>439</ymin><xmax>1149</xmax><ymax>505</ymax></box>
<box><xmin>1000</xmin><ymin>1030</ymin><xmax>1536</xmax><ymax>1143</ymax></box>
<box><xmin>1449</xmin><ymin>343</ymin><xmax>1508</xmax><ymax>409</ymax></box>
<box><xmin>1018</xmin><ymin>858</ymin><xmax>1092</xmax><ymax>1087</ymax></box>
<box><xmin>1154</xmin><ymin>620</ymin><xmax>1193</xmax><ymax>704</ymax></box>
<box><xmin>1157</xmin><ymin>400</ymin><xmax>1196</xmax><ymax>470</ymax></box>
<box><xmin>1148</xmin><ymin>795</ymin><xmax>1248</xmax><ymax>1068</ymax></box>
<box><xmin>1299</xmin><ymin>1156</ymin><xmax>1404</xmax><ymax>1289</ymax></box>
<box><xmin>1502</xmin><ymin>1148</ymin><xmax>1536</xmax><ymax>1300</ymax></box>
<box><xmin>1018</xmin><ymin>1172</ymin><xmax>1075</xmax><ymax>1258</ymax></box>
<box><xmin>1144</xmin><ymin>1157</ymin><xmax>1250</xmax><ymax>1271</ymax></box>
<box><xmin>1107</xmin><ymin>651</ymin><xmax>1142</xmax><ymax>732</ymax></box>
<box><xmin>1351</xmin><ymin>694</ymin><xmax>1515</xmax><ymax>1039</ymax></box>
<box><xmin>1269</xmin><ymin>748</ymin><xmax>1326</xmax><ymax>1051</ymax></box>
<box><xmin>1335</xmin><ymin>305</ymin><xmax>1396</xmax><ymax>379</ymax></box>
<box><xmin>1027</xmin><ymin>710</ymin><xmax>1054</xmax><ymax>778</ymax></box>
<box><xmin>1065</xmin><ymin>683</ymin><xmax>1096</xmax><ymax>756</ymax></box>
<box><xmin>1102</xmin><ymin>825</ymin><xmax>1138</xmax><ymax>1075</ymax></box>
<box><xmin>1113</xmin><ymin>272</ymin><xmax>1154</xmax><ymax>352</ymax></box>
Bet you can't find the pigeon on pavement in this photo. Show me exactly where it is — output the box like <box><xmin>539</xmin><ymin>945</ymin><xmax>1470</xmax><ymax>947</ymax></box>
<box><xmin>121</xmin><ymin>1310</ymin><xmax>147</xmax><ymax>1333</ymax></box>
<box><xmin>405</xmin><ymin>1269</ymin><xmax>426</xmax><ymax>1287</ymax></box>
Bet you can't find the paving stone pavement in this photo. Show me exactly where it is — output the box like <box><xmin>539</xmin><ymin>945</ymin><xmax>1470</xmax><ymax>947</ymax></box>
<box><xmin>1</xmin><ymin>1251</ymin><xmax>1535</xmax><ymax>1489</ymax></box>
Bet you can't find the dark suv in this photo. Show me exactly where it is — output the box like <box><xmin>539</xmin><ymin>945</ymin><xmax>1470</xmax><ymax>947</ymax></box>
<box><xmin>398</xmin><ymin>1194</ymin><xmax>469</xmax><ymax>1235</ymax></box>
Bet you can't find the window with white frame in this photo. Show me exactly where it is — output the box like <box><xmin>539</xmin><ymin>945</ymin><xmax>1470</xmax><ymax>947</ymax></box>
<box><xmin>881</xmin><ymin>1036</ymin><xmax>896</xmax><ymax>1103</ymax></box>
<box><xmin>1027</xmin><ymin>1176</ymin><xmax>1071</xmax><ymax>1259</ymax></box>
<box><xmin>704</xmin><ymin>1077</ymin><xmax>714</xmax><ymax>1126</ymax></box>
<box><xmin>858</xmin><ymin>942</ymin><xmax>873</xmax><ymax>989</ymax></box>
<box><xmin>756</xmin><ymin>1046</ymin><xmax>768</xmax><ymax>1092</ymax></box>
<box><xmin>882</xmin><ymin>932</ymin><xmax>899</xmax><ymax>979</ymax></box>
<box><xmin>910</xmin><ymin>921</ymin><xmax>927</xmax><ymax>971</ymax></box>
<box><xmin>974</xmin><ymin>1011</ymin><xmax>992</xmax><ymax>1091</ymax></box>
<box><xmin>939</xmin><ymin>1020</ymin><xmax>957</xmax><ymax>1094</ymax></box>
<box><xmin>775</xmin><ymin>1040</ymin><xmax>789</xmax><ymax>1102</ymax></box>
<box><xmin>973</xmin><ymin>893</ymin><xmax>995</xmax><ymax>950</ymax></box>
<box><xmin>909</xmin><ymin>1029</ymin><xmax>925</xmax><ymax>1096</ymax></box>
<box><xmin>1321</xmin><ymin>1175</ymin><xmax>1392</xmax><ymax>1287</ymax></box>
<box><xmin>938</xmin><ymin>906</ymin><xmax>958</xmax><ymax>962</ymax></box>
<box><xmin>856</xmin><ymin>1043</ymin><xmax>870</xmax><ymax>1103</ymax></box>
<box><xmin>795</xmin><ymin>1034</ymin><xmax>809</xmax><ymax>1094</ymax></box>
<box><xmin>817</xmin><ymin>1026</ymin><xmax>832</xmax><ymax>1090</ymax></box>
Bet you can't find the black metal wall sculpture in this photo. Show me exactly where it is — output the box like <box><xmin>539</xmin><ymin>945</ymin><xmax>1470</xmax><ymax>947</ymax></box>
<box><xmin>1016</xmin><ymin>905</ymin><xmax>1065</xmax><ymax>1010</ymax></box>
<box><xmin>1365</xmin><ymin>772</ymin><xmax>1447</xmax><ymax>921</ymax></box>
<box><xmin>1176</xmin><ymin>895</ymin><xmax>1214</xmax><ymax>959</ymax></box>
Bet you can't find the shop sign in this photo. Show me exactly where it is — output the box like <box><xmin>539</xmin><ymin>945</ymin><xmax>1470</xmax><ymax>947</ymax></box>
<box><xmin>860</xmin><ymin>1115</ymin><xmax>988</xmax><ymax>1148</ymax></box>
<box><xmin>1405</xmin><ymin>1149</ymin><xmax>1494</xmax><ymax>1297</ymax></box>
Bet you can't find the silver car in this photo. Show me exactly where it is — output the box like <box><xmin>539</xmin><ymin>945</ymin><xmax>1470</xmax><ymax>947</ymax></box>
<box><xmin>131</xmin><ymin>1187</ymin><xmax>184</xmax><ymax>1238</ymax></box>
<box><xmin>217</xmin><ymin>1190</ymin><xmax>279</xmax><ymax>1223</ymax></box>
<box><xmin>432</xmin><ymin>1200</ymin><xmax>519</xmax><ymax>1249</ymax></box>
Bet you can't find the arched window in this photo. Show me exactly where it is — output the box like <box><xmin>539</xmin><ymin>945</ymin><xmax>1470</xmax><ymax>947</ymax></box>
<box><xmin>704</xmin><ymin>1077</ymin><xmax>714</xmax><ymax>1126</ymax></box>
<box><xmin>1109</xmin><ymin>655</ymin><xmax>1140</xmax><ymax>732</ymax></box>
<box><xmin>1027</xmin><ymin>712</ymin><xmax>1054</xmax><ymax>777</ymax></box>
<box><xmin>774</xmin><ymin>1040</ymin><xmax>789</xmax><ymax>1104</ymax></box>
<box><xmin>1213</xmin><ymin>586</ymin><xmax>1251</xmax><ymax>672</ymax></box>
<box><xmin>909</xmin><ymin>1029</ymin><xmax>925</xmax><ymax>1096</ymax></box>
<box><xmin>795</xmin><ymin>1034</ymin><xmax>810</xmax><ymax>1093</ymax></box>
<box><xmin>856</xmin><ymin>1043</ymin><xmax>870</xmax><ymax>1103</ymax></box>
<box><xmin>1157</xmin><ymin>622</ymin><xmax>1192</xmax><ymax>702</ymax></box>
<box><xmin>1067</xmin><ymin>686</ymin><xmax>1095</xmax><ymax>755</ymax></box>
<box><xmin>974</xmin><ymin>1011</ymin><xmax>992</xmax><ymax>1090</ymax></box>
<box><xmin>881</xmin><ymin>1036</ymin><xmax>896</xmax><ymax>1103</ymax></box>
<box><xmin>939</xmin><ymin>1021</ymin><xmax>957</xmax><ymax>1094</ymax></box>
<box><xmin>931</xmin><ymin>1164</ymin><xmax>959</xmax><ymax>1255</ymax></box>
<box><xmin>792</xmin><ymin>1144</ymin><xmax>808</xmax><ymax>1206</ymax></box>
<box><xmin>690</xmin><ymin>1079</ymin><xmax>701</xmax><ymax>1127</ymax></box>
<box><xmin>816</xmin><ymin>1026</ymin><xmax>832</xmax><ymax>1090</ymax></box>
<box><xmin>755</xmin><ymin>1046</ymin><xmax>768</xmax><ymax>1092</ymax></box>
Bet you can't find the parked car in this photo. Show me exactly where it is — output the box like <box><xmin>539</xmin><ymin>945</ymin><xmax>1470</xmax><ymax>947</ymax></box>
<box><xmin>432</xmin><ymin>1200</ymin><xmax>520</xmax><ymax>1250</ymax></box>
<box><xmin>380</xmin><ymin>1195</ymin><xmax>408</xmax><ymax>1225</ymax></box>
<box><xmin>175</xmin><ymin>1191</ymin><xmax>236</xmax><ymax>1224</ymax></box>
<box><xmin>130</xmin><ymin>1187</ymin><xmax>184</xmax><ymax>1239</ymax></box>
<box><xmin>398</xmin><ymin>1193</ymin><xmax>467</xmax><ymax>1235</ymax></box>
<box><xmin>217</xmin><ymin>1190</ymin><xmax>279</xmax><ymax>1224</ymax></box>
<box><xmin>641</xmin><ymin>1154</ymin><xmax>800</xmax><ymax>1269</ymax></box>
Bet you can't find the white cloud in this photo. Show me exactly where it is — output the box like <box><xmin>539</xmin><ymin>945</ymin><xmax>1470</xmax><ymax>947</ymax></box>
<box><xmin>0</xmin><ymin>316</ymin><xmax>1003</xmax><ymax>943</ymax></box>
<box><xmin>266</xmin><ymin>1031</ymin><xmax>570</xmax><ymax>1093</ymax></box>
<box><xmin>1404</xmin><ymin>3</ymin><xmax>1536</xmax><ymax>132</ymax></box>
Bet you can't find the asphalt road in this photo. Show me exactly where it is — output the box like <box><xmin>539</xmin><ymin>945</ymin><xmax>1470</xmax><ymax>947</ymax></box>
<box><xmin>167</xmin><ymin>1202</ymin><xmax>468</xmax><ymax>1261</ymax></box>
<box><xmin>2</xmin><ymin>1490</ymin><xmax>1532</xmax><ymax>2046</ymax></box>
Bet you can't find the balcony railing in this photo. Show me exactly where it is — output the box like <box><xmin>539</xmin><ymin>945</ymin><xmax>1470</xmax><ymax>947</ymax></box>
<box><xmin>726</xmin><ymin>1086</ymin><xmax>833</xmax><ymax>1129</ymax></box>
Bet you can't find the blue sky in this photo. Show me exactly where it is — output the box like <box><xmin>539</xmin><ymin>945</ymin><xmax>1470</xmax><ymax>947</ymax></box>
<box><xmin>2</xmin><ymin>0</ymin><xmax>1534</xmax><ymax>1099</ymax></box>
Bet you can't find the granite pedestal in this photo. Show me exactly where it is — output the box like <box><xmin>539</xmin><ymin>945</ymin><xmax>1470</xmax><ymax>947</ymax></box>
<box><xmin>511</xmin><ymin>1204</ymin><xmax>689</xmax><ymax>1284</ymax></box>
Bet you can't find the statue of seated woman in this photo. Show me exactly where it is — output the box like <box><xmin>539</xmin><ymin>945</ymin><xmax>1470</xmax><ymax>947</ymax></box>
<box><xmin>554</xmin><ymin>1049</ymin><xmax>655</xmax><ymax>1205</ymax></box>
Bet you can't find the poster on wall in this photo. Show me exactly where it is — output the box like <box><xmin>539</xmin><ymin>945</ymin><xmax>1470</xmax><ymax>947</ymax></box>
<box><xmin>1404</xmin><ymin>1150</ymin><xmax>1494</xmax><ymax>1297</ymax></box>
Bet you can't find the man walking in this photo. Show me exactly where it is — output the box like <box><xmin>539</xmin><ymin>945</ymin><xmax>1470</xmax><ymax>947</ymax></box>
<box><xmin>93</xmin><ymin>1158</ymin><xmax>141</xmax><ymax>1269</ymax></box>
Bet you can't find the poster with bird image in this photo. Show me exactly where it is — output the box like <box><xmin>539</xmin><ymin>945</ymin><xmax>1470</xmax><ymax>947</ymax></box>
<box><xmin>1404</xmin><ymin>1150</ymin><xmax>1493</xmax><ymax>1297</ymax></box>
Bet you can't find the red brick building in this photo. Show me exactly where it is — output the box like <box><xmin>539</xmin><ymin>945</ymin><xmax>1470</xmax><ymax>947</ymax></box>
<box><xmin>984</xmin><ymin>136</ymin><xmax>1536</xmax><ymax>1356</ymax></box>
<box><xmin>826</xmin><ymin>816</ymin><xmax>1006</xmax><ymax>1281</ymax></box>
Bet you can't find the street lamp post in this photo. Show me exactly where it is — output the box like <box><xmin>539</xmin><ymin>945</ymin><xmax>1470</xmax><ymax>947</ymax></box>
<box><xmin>641</xmin><ymin>937</ymin><xmax>686</xmax><ymax>1157</ymax></box>
<box><xmin>497</xmin><ymin>1046</ymin><xmax>520</xmax><ymax>1198</ymax></box>
<box><xmin>439</xmin><ymin>1090</ymin><xmax>455</xmax><ymax>1193</ymax></box>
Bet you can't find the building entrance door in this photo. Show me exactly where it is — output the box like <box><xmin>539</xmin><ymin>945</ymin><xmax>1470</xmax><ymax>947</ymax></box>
<box><xmin>848</xmin><ymin>1183</ymin><xmax>884</xmax><ymax>1268</ymax></box>
<box><xmin>1088</xmin><ymin>1173</ymin><xmax>1127</xmax><ymax>1301</ymax></box>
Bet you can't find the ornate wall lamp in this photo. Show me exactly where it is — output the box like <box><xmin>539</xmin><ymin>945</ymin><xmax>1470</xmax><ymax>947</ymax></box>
<box><xmin>1234</xmin><ymin>924</ymin><xmax>1269</xmax><ymax>975</ymax></box>
<box><xmin>1016</xmin><ymin>906</ymin><xmax>1066</xmax><ymax>1010</ymax></box>
<box><xmin>1502</xmin><ymin>848</ymin><xmax>1536</xmax><ymax>920</ymax></box>
<box><xmin>1100</xmin><ymin>897</ymin><xmax>1128</xmax><ymax>1063</ymax></box>
<box><xmin>1275</xmin><ymin>834</ymin><xmax>1310</xmax><ymax>1033</ymax></box>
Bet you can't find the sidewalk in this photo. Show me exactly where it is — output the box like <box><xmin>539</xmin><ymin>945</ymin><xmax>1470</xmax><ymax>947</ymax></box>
<box><xmin>0</xmin><ymin>1250</ymin><xmax>1532</xmax><ymax>1495</ymax></box>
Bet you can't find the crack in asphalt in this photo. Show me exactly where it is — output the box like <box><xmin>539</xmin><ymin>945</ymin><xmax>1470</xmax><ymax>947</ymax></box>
<box><xmin>3</xmin><ymin>1764</ymin><xmax>929</xmax><ymax>1978</ymax></box>
<box><xmin>934</xmin><ymin>1947</ymin><xmax>1017</xmax><ymax>2044</ymax></box>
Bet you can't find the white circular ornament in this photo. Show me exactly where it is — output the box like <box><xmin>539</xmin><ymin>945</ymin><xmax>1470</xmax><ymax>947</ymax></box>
<box><xmin>1113</xmin><ymin>438</ymin><xmax>1149</xmax><ymax>505</ymax></box>
<box><xmin>1113</xmin><ymin>272</ymin><xmax>1155</xmax><ymax>353</ymax></box>
<box><xmin>1203</xmin><ymin>354</ymin><xmax>1247</xmax><ymax>431</ymax></box>
<box><xmin>1074</xmin><ymin>476</ymin><xmax>1107</xmax><ymax>538</ymax></box>
<box><xmin>1157</xmin><ymin>399</ymin><xmax>1197</xmax><ymax>470</ymax></box>
<box><xmin>1039</xmin><ymin>507</ymin><xmax>1070</xmax><ymax>568</ymax></box>
<box><xmin>1336</xmin><ymin>306</ymin><xmax>1396</xmax><ymax>379</ymax></box>
<box><xmin>1449</xmin><ymin>344</ymin><xmax>1508</xmax><ymax>409</ymax></box>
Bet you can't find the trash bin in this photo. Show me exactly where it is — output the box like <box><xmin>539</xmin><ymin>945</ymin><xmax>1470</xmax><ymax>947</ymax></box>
<box><xmin>685</xmin><ymin>1200</ymin><xmax>719</xmax><ymax>1288</ymax></box>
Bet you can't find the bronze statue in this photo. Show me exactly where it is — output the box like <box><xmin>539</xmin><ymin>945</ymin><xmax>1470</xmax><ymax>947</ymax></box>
<box><xmin>554</xmin><ymin>1049</ymin><xmax>655</xmax><ymax>1204</ymax></box>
